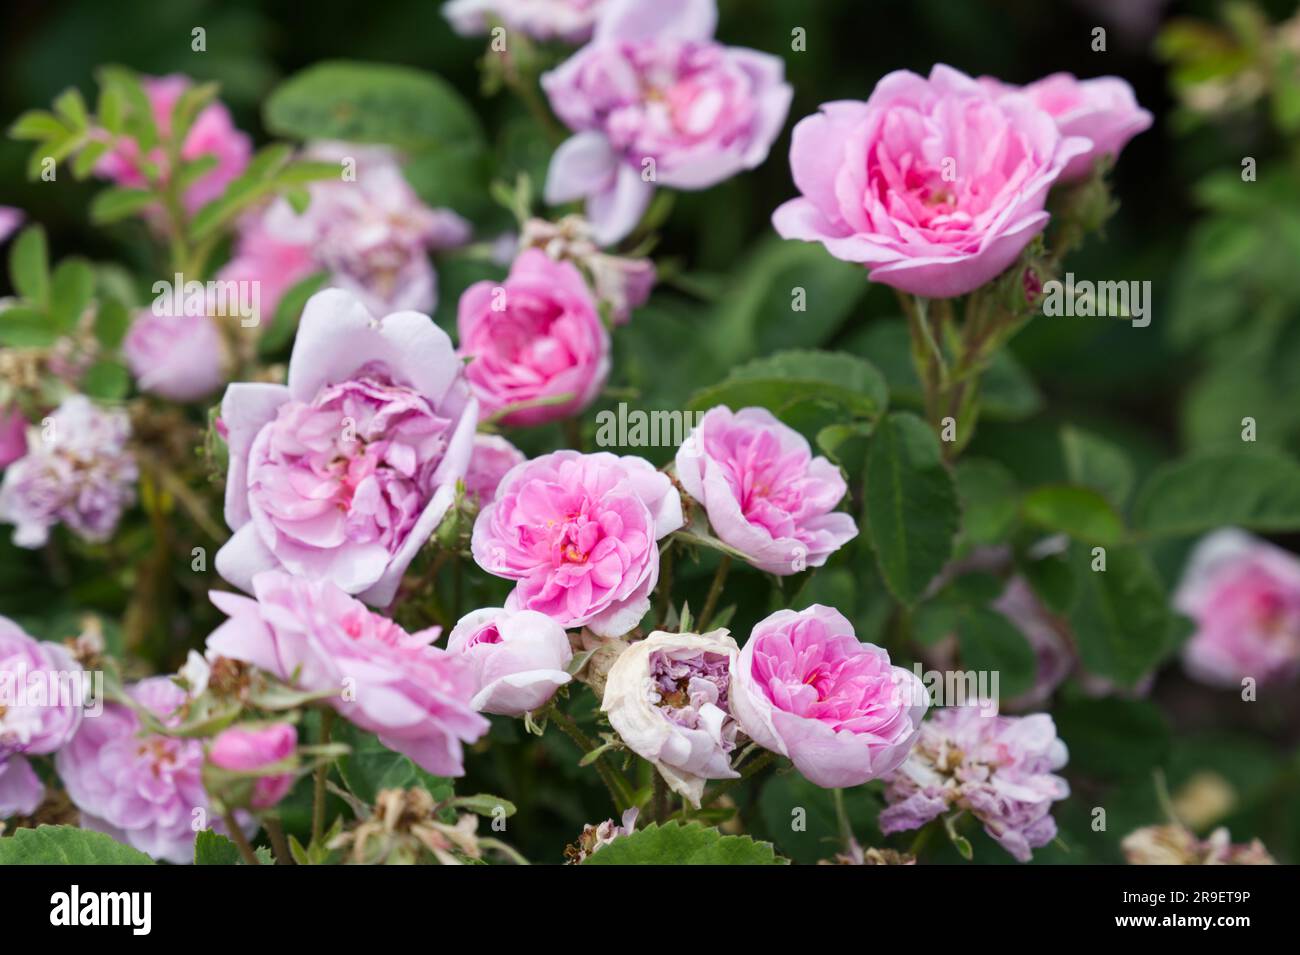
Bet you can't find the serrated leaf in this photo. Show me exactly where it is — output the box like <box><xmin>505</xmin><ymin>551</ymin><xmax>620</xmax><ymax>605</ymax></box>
<box><xmin>955</xmin><ymin>457</ymin><xmax>1019</xmax><ymax>546</ymax></box>
<box><xmin>1022</xmin><ymin>484</ymin><xmax>1126</xmax><ymax>546</ymax></box>
<box><xmin>583</xmin><ymin>821</ymin><xmax>784</xmax><ymax>865</ymax></box>
<box><xmin>0</xmin><ymin>825</ymin><xmax>154</xmax><ymax>864</ymax></box>
<box><xmin>687</xmin><ymin>349</ymin><xmax>887</xmax><ymax>422</ymax></box>
<box><xmin>334</xmin><ymin>721</ymin><xmax>454</xmax><ymax>806</ymax></box>
<box><xmin>1132</xmin><ymin>451</ymin><xmax>1300</xmax><ymax>538</ymax></box>
<box><xmin>194</xmin><ymin>829</ymin><xmax>241</xmax><ymax>865</ymax></box>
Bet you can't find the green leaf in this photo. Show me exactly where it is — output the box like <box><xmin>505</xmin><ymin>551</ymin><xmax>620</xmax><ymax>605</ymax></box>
<box><xmin>686</xmin><ymin>349</ymin><xmax>887</xmax><ymax>423</ymax></box>
<box><xmin>955</xmin><ymin>607</ymin><xmax>1037</xmax><ymax>699</ymax></box>
<box><xmin>583</xmin><ymin>822</ymin><xmax>784</xmax><ymax>865</ymax></box>
<box><xmin>89</xmin><ymin>187</ymin><xmax>156</xmax><ymax>225</ymax></box>
<box><xmin>864</xmin><ymin>412</ymin><xmax>960</xmax><ymax>604</ymax></box>
<box><xmin>53</xmin><ymin>87</ymin><xmax>89</xmax><ymax>130</ymax></box>
<box><xmin>1061</xmin><ymin>425</ymin><xmax>1136</xmax><ymax>509</ymax></box>
<box><xmin>263</xmin><ymin>60</ymin><xmax>482</xmax><ymax>151</ymax></box>
<box><xmin>259</xmin><ymin>271</ymin><xmax>329</xmax><ymax>357</ymax></box>
<box><xmin>1053</xmin><ymin>697</ymin><xmax>1171</xmax><ymax>780</ymax></box>
<box><xmin>9</xmin><ymin>225</ymin><xmax>49</xmax><ymax>305</ymax></box>
<box><xmin>955</xmin><ymin>457</ymin><xmax>1019</xmax><ymax>546</ymax></box>
<box><xmin>1132</xmin><ymin>450</ymin><xmax>1300</xmax><ymax>538</ymax></box>
<box><xmin>71</xmin><ymin>140</ymin><xmax>110</xmax><ymax>180</ymax></box>
<box><xmin>98</xmin><ymin>66</ymin><xmax>157</xmax><ymax>152</ymax></box>
<box><xmin>0</xmin><ymin>825</ymin><xmax>154</xmax><ymax>864</ymax></box>
<box><xmin>1022</xmin><ymin>484</ymin><xmax>1126</xmax><ymax>545</ymax></box>
<box><xmin>194</xmin><ymin>829</ymin><xmax>241</xmax><ymax>865</ymax></box>
<box><xmin>81</xmin><ymin>359</ymin><xmax>131</xmax><ymax>399</ymax></box>
<box><xmin>448</xmin><ymin>794</ymin><xmax>517</xmax><ymax>817</ymax></box>
<box><xmin>8</xmin><ymin>110</ymin><xmax>67</xmax><ymax>140</ymax></box>
<box><xmin>0</xmin><ymin>306</ymin><xmax>56</xmax><ymax>347</ymax></box>
<box><xmin>334</xmin><ymin>722</ymin><xmax>454</xmax><ymax>806</ymax></box>
<box><xmin>97</xmin><ymin>84</ymin><xmax>124</xmax><ymax>134</ymax></box>
<box><xmin>48</xmin><ymin>258</ymin><xmax>96</xmax><ymax>331</ymax></box>
<box><xmin>93</xmin><ymin>297</ymin><xmax>132</xmax><ymax>348</ymax></box>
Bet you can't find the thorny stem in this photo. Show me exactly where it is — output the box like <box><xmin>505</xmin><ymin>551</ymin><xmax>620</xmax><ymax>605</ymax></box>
<box><xmin>698</xmin><ymin>555</ymin><xmax>732</xmax><ymax>631</ymax></box>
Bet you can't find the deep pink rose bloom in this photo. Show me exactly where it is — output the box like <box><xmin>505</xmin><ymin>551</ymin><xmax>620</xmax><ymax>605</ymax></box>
<box><xmin>464</xmin><ymin>434</ymin><xmax>527</xmax><ymax>505</ymax></box>
<box><xmin>215</xmin><ymin>288</ymin><xmax>477</xmax><ymax>606</ymax></box>
<box><xmin>542</xmin><ymin>0</ymin><xmax>792</xmax><ymax>244</ymax></box>
<box><xmin>0</xmin><ymin>206</ymin><xmax>24</xmax><ymax>244</ymax></box>
<box><xmin>986</xmin><ymin>72</ymin><xmax>1152</xmax><ymax>182</ymax></box>
<box><xmin>208</xmin><ymin>723</ymin><xmax>298</xmax><ymax>809</ymax></box>
<box><xmin>471</xmin><ymin>450</ymin><xmax>683</xmax><ymax>637</ymax></box>
<box><xmin>1174</xmin><ymin>529</ymin><xmax>1300</xmax><ymax>688</ymax></box>
<box><xmin>772</xmin><ymin>64</ymin><xmax>1091</xmax><ymax>298</ymax></box>
<box><xmin>207</xmin><ymin>572</ymin><xmax>489</xmax><ymax>776</ymax></box>
<box><xmin>0</xmin><ymin>617</ymin><xmax>83</xmax><ymax>817</ymax></box>
<box><xmin>675</xmin><ymin>406</ymin><xmax>858</xmax><ymax>575</ymax></box>
<box><xmin>457</xmin><ymin>249</ymin><xmax>610</xmax><ymax>427</ymax></box>
<box><xmin>880</xmin><ymin>707</ymin><xmax>1070</xmax><ymax>863</ymax></box>
<box><xmin>446</xmin><ymin>608</ymin><xmax>573</xmax><ymax>716</ymax></box>
<box><xmin>94</xmin><ymin>74</ymin><xmax>251</xmax><ymax>214</ymax></box>
<box><xmin>123</xmin><ymin>309</ymin><xmax>226</xmax><ymax>401</ymax></box>
<box><xmin>731</xmin><ymin>605</ymin><xmax>927</xmax><ymax>788</ymax></box>
<box><xmin>0</xmin><ymin>406</ymin><xmax>27</xmax><ymax>469</ymax></box>
<box><xmin>57</xmin><ymin>676</ymin><xmax>250</xmax><ymax>864</ymax></box>
<box><xmin>444</xmin><ymin>0</ymin><xmax>608</xmax><ymax>42</ymax></box>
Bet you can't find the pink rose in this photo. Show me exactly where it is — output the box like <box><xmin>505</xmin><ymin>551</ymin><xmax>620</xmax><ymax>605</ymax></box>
<box><xmin>0</xmin><ymin>617</ymin><xmax>84</xmax><ymax>817</ymax></box>
<box><xmin>519</xmin><ymin>216</ymin><xmax>656</xmax><ymax>324</ymax></box>
<box><xmin>0</xmin><ymin>406</ymin><xmax>27</xmax><ymax>469</ymax></box>
<box><xmin>443</xmin><ymin>0</ymin><xmax>609</xmax><ymax>42</ymax></box>
<box><xmin>123</xmin><ymin>309</ymin><xmax>227</xmax><ymax>401</ymax></box>
<box><xmin>207</xmin><ymin>571</ymin><xmax>489</xmax><ymax>776</ymax></box>
<box><xmin>465</xmin><ymin>434</ymin><xmax>527</xmax><ymax>505</ymax></box>
<box><xmin>57</xmin><ymin>676</ymin><xmax>250</xmax><ymax>864</ymax></box>
<box><xmin>216</xmin><ymin>212</ymin><xmax>318</xmax><ymax>320</ymax></box>
<box><xmin>542</xmin><ymin>0</ymin><xmax>792</xmax><ymax>244</ymax></box>
<box><xmin>0</xmin><ymin>206</ymin><xmax>23</xmax><ymax>245</ymax></box>
<box><xmin>772</xmin><ymin>64</ymin><xmax>1091</xmax><ymax>298</ymax></box>
<box><xmin>471</xmin><ymin>450</ymin><xmax>683</xmax><ymax>637</ymax></box>
<box><xmin>457</xmin><ymin>249</ymin><xmax>610</xmax><ymax>427</ymax></box>
<box><xmin>94</xmin><ymin>74</ymin><xmax>251</xmax><ymax>214</ymax></box>
<box><xmin>731</xmin><ymin>605</ymin><xmax>928</xmax><ymax>788</ymax></box>
<box><xmin>208</xmin><ymin>723</ymin><xmax>298</xmax><ymax>809</ymax></box>
<box><xmin>215</xmin><ymin>288</ymin><xmax>477</xmax><ymax>607</ymax></box>
<box><xmin>987</xmin><ymin>72</ymin><xmax>1152</xmax><ymax>182</ymax></box>
<box><xmin>1174</xmin><ymin>529</ymin><xmax>1300</xmax><ymax>688</ymax></box>
<box><xmin>675</xmin><ymin>406</ymin><xmax>858</xmax><ymax>575</ymax></box>
<box><xmin>446</xmin><ymin>608</ymin><xmax>573</xmax><ymax>716</ymax></box>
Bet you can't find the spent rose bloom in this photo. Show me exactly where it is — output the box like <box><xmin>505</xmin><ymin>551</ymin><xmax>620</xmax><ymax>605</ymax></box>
<box><xmin>879</xmin><ymin>706</ymin><xmax>1070</xmax><ymax>863</ymax></box>
<box><xmin>207</xmin><ymin>571</ymin><xmax>489</xmax><ymax>776</ymax></box>
<box><xmin>57</xmin><ymin>676</ymin><xmax>249</xmax><ymax>864</ymax></box>
<box><xmin>457</xmin><ymin>249</ymin><xmax>610</xmax><ymax>427</ymax></box>
<box><xmin>519</xmin><ymin>216</ymin><xmax>655</xmax><ymax>325</ymax></box>
<box><xmin>731</xmin><ymin>606</ymin><xmax>928</xmax><ymax>788</ymax></box>
<box><xmin>1121</xmin><ymin>824</ymin><xmax>1275</xmax><ymax>866</ymax></box>
<box><xmin>444</xmin><ymin>0</ymin><xmax>608</xmax><ymax>42</ymax></box>
<box><xmin>215</xmin><ymin>288</ymin><xmax>477</xmax><ymax>607</ymax></box>
<box><xmin>446</xmin><ymin>607</ymin><xmax>573</xmax><ymax>716</ymax></box>
<box><xmin>542</xmin><ymin>0</ymin><xmax>792</xmax><ymax>244</ymax></box>
<box><xmin>472</xmin><ymin>450</ymin><xmax>683</xmax><ymax>637</ymax></box>
<box><xmin>0</xmin><ymin>395</ymin><xmax>137</xmax><ymax>548</ymax></box>
<box><xmin>0</xmin><ymin>617</ymin><xmax>84</xmax><ymax>817</ymax></box>
<box><xmin>0</xmin><ymin>206</ymin><xmax>24</xmax><ymax>244</ymax></box>
<box><xmin>1174</xmin><ymin>529</ymin><xmax>1300</xmax><ymax>688</ymax></box>
<box><xmin>986</xmin><ymin>73</ymin><xmax>1153</xmax><ymax>182</ymax></box>
<box><xmin>602</xmin><ymin>629</ymin><xmax>740</xmax><ymax>805</ymax></box>
<box><xmin>94</xmin><ymin>74</ymin><xmax>251</xmax><ymax>214</ymax></box>
<box><xmin>772</xmin><ymin>64</ymin><xmax>1091</xmax><ymax>298</ymax></box>
<box><xmin>464</xmin><ymin>434</ymin><xmax>527</xmax><ymax>505</ymax></box>
<box><xmin>123</xmin><ymin>309</ymin><xmax>227</xmax><ymax>401</ymax></box>
<box><xmin>208</xmin><ymin>723</ymin><xmax>298</xmax><ymax>809</ymax></box>
<box><xmin>675</xmin><ymin>406</ymin><xmax>858</xmax><ymax>575</ymax></box>
<box><xmin>0</xmin><ymin>406</ymin><xmax>27</xmax><ymax>469</ymax></box>
<box><xmin>565</xmin><ymin>807</ymin><xmax>639</xmax><ymax>863</ymax></box>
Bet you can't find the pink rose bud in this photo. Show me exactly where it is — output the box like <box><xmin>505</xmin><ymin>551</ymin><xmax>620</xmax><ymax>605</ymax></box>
<box><xmin>446</xmin><ymin>608</ymin><xmax>573</xmax><ymax>716</ymax></box>
<box><xmin>457</xmin><ymin>250</ymin><xmax>610</xmax><ymax>427</ymax></box>
<box><xmin>773</xmin><ymin>64</ymin><xmax>1092</xmax><ymax>298</ymax></box>
<box><xmin>123</xmin><ymin>309</ymin><xmax>227</xmax><ymax>402</ymax></box>
<box><xmin>471</xmin><ymin>450</ymin><xmax>683</xmax><ymax>637</ymax></box>
<box><xmin>602</xmin><ymin>629</ymin><xmax>741</xmax><ymax>806</ymax></box>
<box><xmin>464</xmin><ymin>433</ymin><xmax>527</xmax><ymax>505</ymax></box>
<box><xmin>443</xmin><ymin>0</ymin><xmax>609</xmax><ymax>42</ymax></box>
<box><xmin>675</xmin><ymin>406</ymin><xmax>858</xmax><ymax>575</ymax></box>
<box><xmin>542</xmin><ymin>0</ymin><xmax>792</xmax><ymax>244</ymax></box>
<box><xmin>0</xmin><ymin>405</ymin><xmax>28</xmax><ymax>469</ymax></box>
<box><xmin>207</xmin><ymin>571</ymin><xmax>489</xmax><ymax>777</ymax></box>
<box><xmin>214</xmin><ymin>288</ymin><xmax>478</xmax><ymax>607</ymax></box>
<box><xmin>731</xmin><ymin>605</ymin><xmax>928</xmax><ymax>788</ymax></box>
<box><xmin>1174</xmin><ymin>529</ymin><xmax>1300</xmax><ymax>688</ymax></box>
<box><xmin>208</xmin><ymin>723</ymin><xmax>298</xmax><ymax>809</ymax></box>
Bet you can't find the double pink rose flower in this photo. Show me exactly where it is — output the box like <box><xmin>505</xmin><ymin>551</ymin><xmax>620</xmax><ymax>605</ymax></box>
<box><xmin>215</xmin><ymin>288</ymin><xmax>477</xmax><ymax>607</ymax></box>
<box><xmin>542</xmin><ymin>0</ymin><xmax>792</xmax><ymax>244</ymax></box>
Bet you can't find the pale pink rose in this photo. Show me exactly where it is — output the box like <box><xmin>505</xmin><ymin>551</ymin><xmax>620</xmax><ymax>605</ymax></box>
<box><xmin>542</xmin><ymin>0</ymin><xmax>792</xmax><ymax>244</ymax></box>
<box><xmin>214</xmin><ymin>288</ymin><xmax>478</xmax><ymax>607</ymax></box>
<box><xmin>457</xmin><ymin>249</ymin><xmax>610</xmax><ymax>427</ymax></box>
<box><xmin>471</xmin><ymin>450</ymin><xmax>683</xmax><ymax>637</ymax></box>
<box><xmin>0</xmin><ymin>206</ymin><xmax>23</xmax><ymax>244</ymax></box>
<box><xmin>445</xmin><ymin>607</ymin><xmax>573</xmax><ymax>716</ymax></box>
<box><xmin>0</xmin><ymin>617</ymin><xmax>84</xmax><ymax>817</ymax></box>
<box><xmin>1174</xmin><ymin>529</ymin><xmax>1300</xmax><ymax>688</ymax></box>
<box><xmin>207</xmin><ymin>572</ymin><xmax>489</xmax><ymax>776</ymax></box>
<box><xmin>731</xmin><ymin>605</ymin><xmax>928</xmax><ymax>788</ymax></box>
<box><xmin>986</xmin><ymin>72</ymin><xmax>1152</xmax><ymax>181</ymax></box>
<box><xmin>675</xmin><ymin>406</ymin><xmax>857</xmax><ymax>575</ymax></box>
<box><xmin>464</xmin><ymin>434</ymin><xmax>527</xmax><ymax>505</ymax></box>
<box><xmin>122</xmin><ymin>309</ymin><xmax>226</xmax><ymax>401</ymax></box>
<box><xmin>57</xmin><ymin>676</ymin><xmax>251</xmax><ymax>864</ymax></box>
<box><xmin>0</xmin><ymin>406</ymin><xmax>27</xmax><ymax>469</ymax></box>
<box><xmin>94</xmin><ymin>74</ymin><xmax>251</xmax><ymax>214</ymax></box>
<box><xmin>216</xmin><ymin>212</ymin><xmax>318</xmax><ymax>320</ymax></box>
<box><xmin>443</xmin><ymin>0</ymin><xmax>609</xmax><ymax>42</ymax></box>
<box><xmin>207</xmin><ymin>723</ymin><xmax>298</xmax><ymax>809</ymax></box>
<box><xmin>602</xmin><ymin>629</ymin><xmax>740</xmax><ymax>806</ymax></box>
<box><xmin>772</xmin><ymin>64</ymin><xmax>1091</xmax><ymax>298</ymax></box>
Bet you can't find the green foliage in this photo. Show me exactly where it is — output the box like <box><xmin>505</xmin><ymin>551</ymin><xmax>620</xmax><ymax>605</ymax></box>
<box><xmin>0</xmin><ymin>825</ymin><xmax>155</xmax><ymax>864</ymax></box>
<box><xmin>583</xmin><ymin>822</ymin><xmax>785</xmax><ymax>865</ymax></box>
<box><xmin>1132</xmin><ymin>450</ymin><xmax>1300</xmax><ymax>538</ymax></box>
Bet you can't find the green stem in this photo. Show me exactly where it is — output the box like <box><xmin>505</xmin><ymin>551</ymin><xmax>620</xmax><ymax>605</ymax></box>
<box><xmin>698</xmin><ymin>555</ymin><xmax>731</xmax><ymax>631</ymax></box>
<box><xmin>312</xmin><ymin>709</ymin><xmax>335</xmax><ymax>844</ymax></box>
<box><xmin>699</xmin><ymin>750</ymin><xmax>776</xmax><ymax>809</ymax></box>
<box><xmin>546</xmin><ymin>704</ymin><xmax>634</xmax><ymax>812</ymax></box>
<box><xmin>224</xmin><ymin>812</ymin><xmax>260</xmax><ymax>865</ymax></box>
<box><xmin>264</xmin><ymin>817</ymin><xmax>293</xmax><ymax>865</ymax></box>
<box><xmin>832</xmin><ymin>788</ymin><xmax>854</xmax><ymax>852</ymax></box>
<box><xmin>656</xmin><ymin>542</ymin><xmax>674</xmax><ymax>628</ymax></box>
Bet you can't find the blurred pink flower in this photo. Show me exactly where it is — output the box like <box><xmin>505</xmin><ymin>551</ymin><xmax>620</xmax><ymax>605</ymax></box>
<box><xmin>123</xmin><ymin>309</ymin><xmax>226</xmax><ymax>401</ymax></box>
<box><xmin>463</xmin><ymin>434</ymin><xmax>526</xmax><ymax>505</ymax></box>
<box><xmin>0</xmin><ymin>206</ymin><xmax>24</xmax><ymax>244</ymax></box>
<box><xmin>0</xmin><ymin>406</ymin><xmax>27</xmax><ymax>469</ymax></box>
<box><xmin>208</xmin><ymin>723</ymin><xmax>298</xmax><ymax>809</ymax></box>
<box><xmin>443</xmin><ymin>0</ymin><xmax>609</xmax><ymax>42</ymax></box>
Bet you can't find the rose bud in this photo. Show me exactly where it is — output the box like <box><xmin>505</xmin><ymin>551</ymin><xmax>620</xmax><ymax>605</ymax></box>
<box><xmin>446</xmin><ymin>608</ymin><xmax>573</xmax><ymax>717</ymax></box>
<box><xmin>207</xmin><ymin>723</ymin><xmax>299</xmax><ymax>810</ymax></box>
